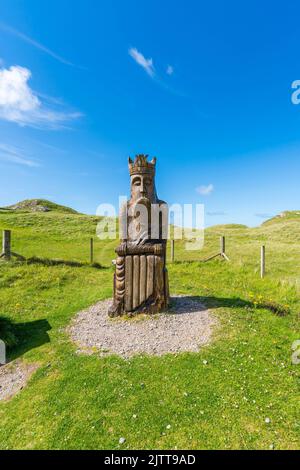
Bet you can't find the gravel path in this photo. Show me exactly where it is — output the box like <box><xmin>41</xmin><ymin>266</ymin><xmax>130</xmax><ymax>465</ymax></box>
<box><xmin>0</xmin><ymin>361</ymin><xmax>38</xmax><ymax>401</ymax></box>
<box><xmin>69</xmin><ymin>296</ymin><xmax>216</xmax><ymax>358</ymax></box>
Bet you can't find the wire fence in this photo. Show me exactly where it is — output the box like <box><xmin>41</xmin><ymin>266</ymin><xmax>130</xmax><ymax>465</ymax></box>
<box><xmin>0</xmin><ymin>229</ymin><xmax>270</xmax><ymax>277</ymax></box>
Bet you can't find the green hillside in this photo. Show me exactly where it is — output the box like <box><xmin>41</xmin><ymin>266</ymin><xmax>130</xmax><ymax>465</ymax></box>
<box><xmin>1</xmin><ymin>203</ymin><xmax>300</xmax><ymax>269</ymax></box>
<box><xmin>0</xmin><ymin>204</ymin><xmax>299</xmax><ymax>450</ymax></box>
<box><xmin>263</xmin><ymin>210</ymin><xmax>300</xmax><ymax>225</ymax></box>
<box><xmin>3</xmin><ymin>199</ymin><xmax>79</xmax><ymax>214</ymax></box>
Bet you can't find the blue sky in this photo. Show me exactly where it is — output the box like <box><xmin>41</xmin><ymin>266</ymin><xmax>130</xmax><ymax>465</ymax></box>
<box><xmin>0</xmin><ymin>0</ymin><xmax>300</xmax><ymax>226</ymax></box>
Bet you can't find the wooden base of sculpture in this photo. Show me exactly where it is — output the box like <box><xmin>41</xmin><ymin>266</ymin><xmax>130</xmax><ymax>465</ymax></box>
<box><xmin>108</xmin><ymin>243</ymin><xmax>169</xmax><ymax>317</ymax></box>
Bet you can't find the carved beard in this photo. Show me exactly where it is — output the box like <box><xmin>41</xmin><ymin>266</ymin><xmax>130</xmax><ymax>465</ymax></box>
<box><xmin>128</xmin><ymin>218</ymin><xmax>149</xmax><ymax>245</ymax></box>
<box><xmin>134</xmin><ymin>196</ymin><xmax>151</xmax><ymax>205</ymax></box>
<box><xmin>127</xmin><ymin>199</ymin><xmax>150</xmax><ymax>245</ymax></box>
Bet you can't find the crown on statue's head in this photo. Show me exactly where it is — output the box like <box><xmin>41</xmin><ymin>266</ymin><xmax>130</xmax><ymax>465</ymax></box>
<box><xmin>128</xmin><ymin>154</ymin><xmax>156</xmax><ymax>176</ymax></box>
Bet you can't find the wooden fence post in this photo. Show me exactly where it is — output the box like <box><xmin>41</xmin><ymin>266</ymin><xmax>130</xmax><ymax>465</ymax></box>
<box><xmin>171</xmin><ymin>239</ymin><xmax>175</xmax><ymax>262</ymax></box>
<box><xmin>90</xmin><ymin>238</ymin><xmax>94</xmax><ymax>264</ymax></box>
<box><xmin>202</xmin><ymin>235</ymin><xmax>229</xmax><ymax>262</ymax></box>
<box><xmin>220</xmin><ymin>236</ymin><xmax>225</xmax><ymax>256</ymax></box>
<box><xmin>0</xmin><ymin>230</ymin><xmax>25</xmax><ymax>262</ymax></box>
<box><xmin>220</xmin><ymin>236</ymin><xmax>230</xmax><ymax>261</ymax></box>
<box><xmin>261</xmin><ymin>245</ymin><xmax>265</xmax><ymax>278</ymax></box>
<box><xmin>1</xmin><ymin>230</ymin><xmax>11</xmax><ymax>260</ymax></box>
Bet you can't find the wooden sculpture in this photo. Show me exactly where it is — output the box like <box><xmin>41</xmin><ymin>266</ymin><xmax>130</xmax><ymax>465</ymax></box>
<box><xmin>108</xmin><ymin>155</ymin><xmax>169</xmax><ymax>316</ymax></box>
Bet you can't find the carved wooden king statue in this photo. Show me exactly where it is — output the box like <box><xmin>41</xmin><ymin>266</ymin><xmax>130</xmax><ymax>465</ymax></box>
<box><xmin>109</xmin><ymin>155</ymin><xmax>169</xmax><ymax>316</ymax></box>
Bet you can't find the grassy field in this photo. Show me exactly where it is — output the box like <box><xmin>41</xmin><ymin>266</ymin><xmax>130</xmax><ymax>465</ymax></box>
<box><xmin>0</xmin><ymin>204</ymin><xmax>299</xmax><ymax>450</ymax></box>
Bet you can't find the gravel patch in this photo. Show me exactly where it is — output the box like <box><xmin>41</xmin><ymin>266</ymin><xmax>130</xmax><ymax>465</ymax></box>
<box><xmin>0</xmin><ymin>361</ymin><xmax>38</xmax><ymax>401</ymax></box>
<box><xmin>69</xmin><ymin>296</ymin><xmax>217</xmax><ymax>358</ymax></box>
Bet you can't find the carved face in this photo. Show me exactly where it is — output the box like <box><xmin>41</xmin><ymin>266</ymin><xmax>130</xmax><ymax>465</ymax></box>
<box><xmin>130</xmin><ymin>174</ymin><xmax>155</xmax><ymax>203</ymax></box>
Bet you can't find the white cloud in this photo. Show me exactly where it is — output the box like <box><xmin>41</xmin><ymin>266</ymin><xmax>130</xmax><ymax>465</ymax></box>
<box><xmin>166</xmin><ymin>65</ymin><xmax>174</xmax><ymax>75</ymax></box>
<box><xmin>0</xmin><ymin>65</ymin><xmax>81</xmax><ymax>129</ymax></box>
<box><xmin>0</xmin><ymin>22</ymin><xmax>75</xmax><ymax>67</ymax></box>
<box><xmin>196</xmin><ymin>184</ymin><xmax>214</xmax><ymax>196</ymax></box>
<box><xmin>0</xmin><ymin>143</ymin><xmax>40</xmax><ymax>167</ymax></box>
<box><xmin>128</xmin><ymin>48</ymin><xmax>155</xmax><ymax>77</ymax></box>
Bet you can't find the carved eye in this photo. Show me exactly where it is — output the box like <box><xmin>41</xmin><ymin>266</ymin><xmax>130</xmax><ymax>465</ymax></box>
<box><xmin>144</xmin><ymin>178</ymin><xmax>151</xmax><ymax>186</ymax></box>
<box><xmin>132</xmin><ymin>177</ymin><xmax>141</xmax><ymax>186</ymax></box>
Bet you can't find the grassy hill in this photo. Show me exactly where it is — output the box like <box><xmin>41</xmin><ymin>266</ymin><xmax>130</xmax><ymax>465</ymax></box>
<box><xmin>3</xmin><ymin>199</ymin><xmax>79</xmax><ymax>214</ymax></box>
<box><xmin>0</xmin><ymin>204</ymin><xmax>299</xmax><ymax>449</ymax></box>
<box><xmin>1</xmin><ymin>202</ymin><xmax>300</xmax><ymax>271</ymax></box>
<box><xmin>262</xmin><ymin>210</ymin><xmax>300</xmax><ymax>225</ymax></box>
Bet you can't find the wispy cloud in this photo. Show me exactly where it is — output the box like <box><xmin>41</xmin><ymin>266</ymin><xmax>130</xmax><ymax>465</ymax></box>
<box><xmin>0</xmin><ymin>22</ymin><xmax>77</xmax><ymax>67</ymax></box>
<box><xmin>128</xmin><ymin>47</ymin><xmax>155</xmax><ymax>77</ymax></box>
<box><xmin>255</xmin><ymin>212</ymin><xmax>274</xmax><ymax>219</ymax></box>
<box><xmin>128</xmin><ymin>47</ymin><xmax>186</xmax><ymax>98</ymax></box>
<box><xmin>196</xmin><ymin>184</ymin><xmax>214</xmax><ymax>196</ymax></box>
<box><xmin>0</xmin><ymin>65</ymin><xmax>82</xmax><ymax>129</ymax></box>
<box><xmin>207</xmin><ymin>211</ymin><xmax>226</xmax><ymax>216</ymax></box>
<box><xmin>166</xmin><ymin>65</ymin><xmax>174</xmax><ymax>75</ymax></box>
<box><xmin>0</xmin><ymin>143</ymin><xmax>40</xmax><ymax>167</ymax></box>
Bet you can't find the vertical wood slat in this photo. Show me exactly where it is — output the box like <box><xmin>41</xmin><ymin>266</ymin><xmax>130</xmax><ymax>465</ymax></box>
<box><xmin>154</xmin><ymin>255</ymin><xmax>163</xmax><ymax>295</ymax></box>
<box><xmin>146</xmin><ymin>255</ymin><xmax>154</xmax><ymax>298</ymax></box>
<box><xmin>125</xmin><ymin>256</ymin><xmax>133</xmax><ymax>311</ymax></box>
<box><xmin>139</xmin><ymin>255</ymin><xmax>147</xmax><ymax>303</ymax></box>
<box><xmin>132</xmin><ymin>255</ymin><xmax>140</xmax><ymax>309</ymax></box>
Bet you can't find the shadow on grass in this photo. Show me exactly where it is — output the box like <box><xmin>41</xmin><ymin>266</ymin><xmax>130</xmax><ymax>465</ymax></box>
<box><xmin>176</xmin><ymin>295</ymin><xmax>289</xmax><ymax>316</ymax></box>
<box><xmin>26</xmin><ymin>256</ymin><xmax>105</xmax><ymax>270</ymax></box>
<box><xmin>0</xmin><ymin>316</ymin><xmax>51</xmax><ymax>361</ymax></box>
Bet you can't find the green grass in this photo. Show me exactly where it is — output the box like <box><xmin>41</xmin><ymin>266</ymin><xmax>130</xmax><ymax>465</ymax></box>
<box><xmin>0</xmin><ymin>208</ymin><xmax>299</xmax><ymax>449</ymax></box>
<box><xmin>5</xmin><ymin>198</ymin><xmax>79</xmax><ymax>214</ymax></box>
